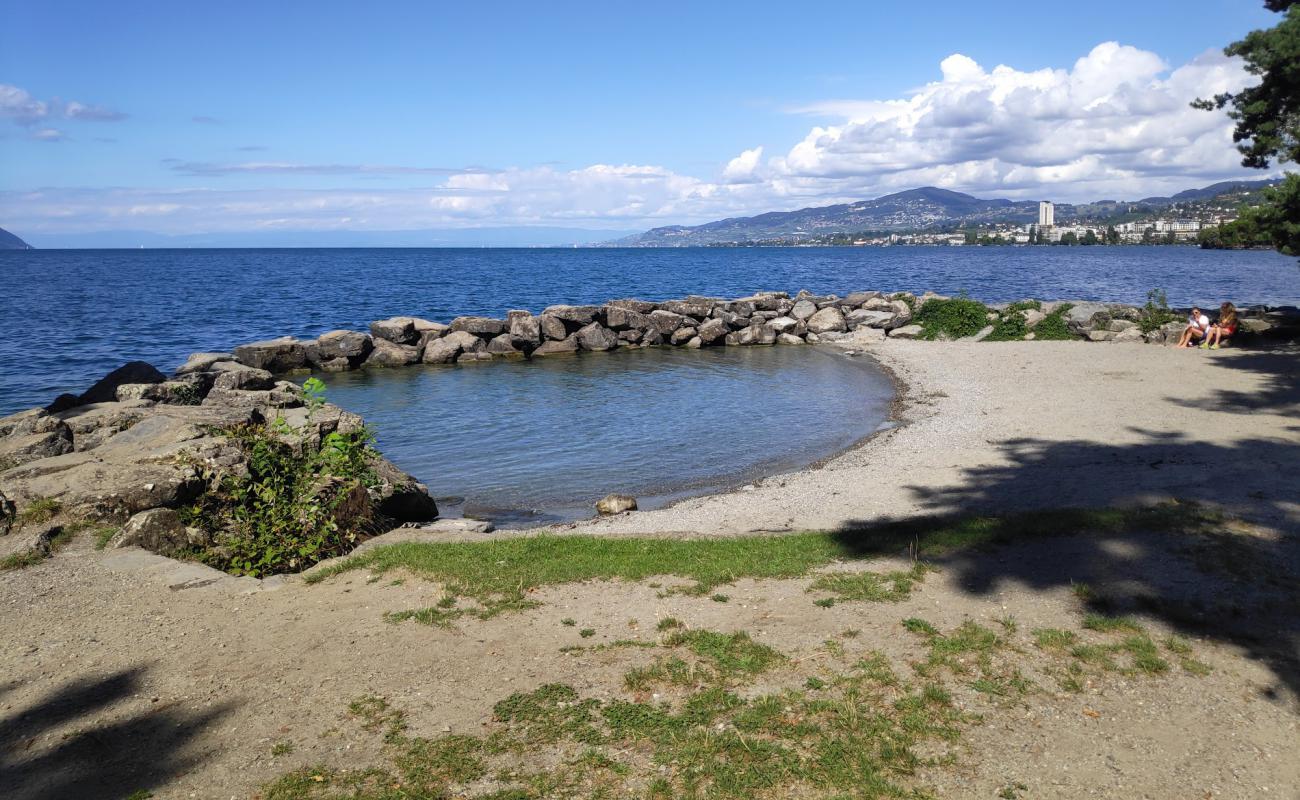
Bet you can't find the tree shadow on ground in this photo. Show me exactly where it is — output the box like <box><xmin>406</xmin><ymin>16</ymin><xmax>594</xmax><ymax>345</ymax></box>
<box><xmin>829</xmin><ymin>433</ymin><xmax>1300</xmax><ymax>704</ymax></box>
<box><xmin>0</xmin><ymin>666</ymin><xmax>233</xmax><ymax>800</ymax></box>
<box><xmin>1167</xmin><ymin>347</ymin><xmax>1300</xmax><ymax>415</ymax></box>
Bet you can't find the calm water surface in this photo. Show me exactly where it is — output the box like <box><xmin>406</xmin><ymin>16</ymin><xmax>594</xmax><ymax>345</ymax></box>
<box><xmin>309</xmin><ymin>346</ymin><xmax>893</xmax><ymax>526</ymax></box>
<box><xmin>2</xmin><ymin>246</ymin><xmax>1295</xmax><ymax>414</ymax></box>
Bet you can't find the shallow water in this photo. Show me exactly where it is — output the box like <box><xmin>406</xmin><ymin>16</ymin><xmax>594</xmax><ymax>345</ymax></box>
<box><xmin>309</xmin><ymin>345</ymin><xmax>893</xmax><ymax>526</ymax></box>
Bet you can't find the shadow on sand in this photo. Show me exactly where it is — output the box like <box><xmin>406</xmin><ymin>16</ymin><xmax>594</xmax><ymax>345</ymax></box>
<box><xmin>0</xmin><ymin>666</ymin><xmax>233</xmax><ymax>800</ymax></box>
<box><xmin>832</xmin><ymin>348</ymin><xmax>1300</xmax><ymax>704</ymax></box>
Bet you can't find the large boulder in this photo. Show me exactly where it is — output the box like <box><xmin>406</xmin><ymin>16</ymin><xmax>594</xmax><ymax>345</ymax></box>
<box><xmin>450</xmin><ymin>316</ymin><xmax>507</xmax><ymax>336</ymax></box>
<box><xmin>363</xmin><ymin>339</ymin><xmax>421</xmax><ymax>368</ymax></box>
<box><xmin>542</xmin><ymin>305</ymin><xmax>601</xmax><ymax>326</ymax></box>
<box><xmin>806</xmin><ymin>306</ymin><xmax>848</xmax><ymax>334</ymax></box>
<box><xmin>508</xmin><ymin>311</ymin><xmax>542</xmax><ymax>346</ymax></box>
<box><xmin>78</xmin><ymin>361</ymin><xmax>167</xmax><ymax>406</ymax></box>
<box><xmin>532</xmin><ymin>336</ymin><xmax>580</xmax><ymax>357</ymax></box>
<box><xmin>791</xmin><ymin>299</ymin><xmax>818</xmax><ymax>321</ymax></box>
<box><xmin>175</xmin><ymin>353</ymin><xmax>235</xmax><ymax>376</ymax></box>
<box><xmin>538</xmin><ymin>314</ymin><xmax>568</xmax><ymax>341</ymax></box>
<box><xmin>109</xmin><ymin>508</ymin><xmax>192</xmax><ymax>555</ymax></box>
<box><xmin>0</xmin><ymin>522</ymin><xmax>59</xmax><ymax>565</ymax></box>
<box><xmin>486</xmin><ymin>334</ymin><xmax>523</xmax><ymax>358</ymax></box>
<box><xmin>423</xmin><ymin>330</ymin><xmax>484</xmax><ymax>364</ymax></box>
<box><xmin>604</xmin><ymin>305</ymin><xmax>656</xmax><ymax>331</ymax></box>
<box><xmin>369</xmin><ymin>317</ymin><xmax>421</xmax><ymax>345</ymax></box>
<box><xmin>213</xmin><ymin>366</ymin><xmax>274</xmax><ymax>391</ymax></box>
<box><xmin>0</xmin><ymin>489</ymin><xmax>13</xmax><ymax>535</ymax></box>
<box><xmin>844</xmin><ymin>291</ymin><xmax>881</xmax><ymax>307</ymax></box>
<box><xmin>313</xmin><ymin>330</ymin><xmax>373</xmax><ymax>367</ymax></box>
<box><xmin>648</xmin><ymin>310</ymin><xmax>687</xmax><ymax>334</ymax></box>
<box><xmin>369</xmin><ymin>456</ymin><xmax>439</xmax><ymax>522</ymax></box>
<box><xmin>606</xmin><ymin>299</ymin><xmax>657</xmax><ymax>314</ymax></box>
<box><xmin>1064</xmin><ymin>302</ymin><xmax>1111</xmax><ymax>333</ymax></box>
<box><xmin>889</xmin><ymin>324</ymin><xmax>925</xmax><ymax>340</ymax></box>
<box><xmin>0</xmin><ymin>429</ymin><xmax>74</xmax><ymax>468</ymax></box>
<box><xmin>661</xmin><ymin>297</ymin><xmax>717</xmax><ymax>318</ymax></box>
<box><xmin>670</xmin><ymin>326</ymin><xmax>697</xmax><ymax>346</ymax></box>
<box><xmin>233</xmin><ymin>338</ymin><xmax>309</xmax><ymax>373</ymax></box>
<box><xmin>846</xmin><ymin>309</ymin><xmax>893</xmax><ymax>330</ymax></box>
<box><xmin>595</xmin><ymin>494</ymin><xmax>637</xmax><ymax>515</ymax></box>
<box><xmin>576</xmin><ymin>323</ymin><xmax>619</xmax><ymax>351</ymax></box>
<box><xmin>696</xmin><ymin>318</ymin><xmax>729</xmax><ymax>345</ymax></box>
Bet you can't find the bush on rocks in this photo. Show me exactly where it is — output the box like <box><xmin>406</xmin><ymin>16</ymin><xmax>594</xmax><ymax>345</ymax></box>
<box><xmin>180</xmin><ymin>380</ymin><xmax>388</xmax><ymax>577</ymax></box>
<box><xmin>914</xmin><ymin>297</ymin><xmax>989</xmax><ymax>340</ymax></box>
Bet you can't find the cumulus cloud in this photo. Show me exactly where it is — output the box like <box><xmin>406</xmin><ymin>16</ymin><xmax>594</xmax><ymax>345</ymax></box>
<box><xmin>760</xmin><ymin>42</ymin><xmax>1259</xmax><ymax>201</ymax></box>
<box><xmin>0</xmin><ymin>83</ymin><xmax>127</xmax><ymax>137</ymax></box>
<box><xmin>722</xmin><ymin>146</ymin><xmax>764</xmax><ymax>183</ymax></box>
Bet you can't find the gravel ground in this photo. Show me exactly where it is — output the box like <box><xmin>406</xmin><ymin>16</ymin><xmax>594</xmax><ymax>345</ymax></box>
<box><xmin>1</xmin><ymin>340</ymin><xmax>1297</xmax><ymax>800</ymax></box>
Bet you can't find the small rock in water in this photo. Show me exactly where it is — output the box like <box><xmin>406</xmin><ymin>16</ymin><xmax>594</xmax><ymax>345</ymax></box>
<box><xmin>596</xmin><ymin>494</ymin><xmax>638</xmax><ymax>515</ymax></box>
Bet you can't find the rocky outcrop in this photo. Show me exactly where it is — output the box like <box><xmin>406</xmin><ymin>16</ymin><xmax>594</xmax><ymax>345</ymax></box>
<box><xmin>595</xmin><ymin>494</ymin><xmax>637</xmax><ymax>515</ymax></box>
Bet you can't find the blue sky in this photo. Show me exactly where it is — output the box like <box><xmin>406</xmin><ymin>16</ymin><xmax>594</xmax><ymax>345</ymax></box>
<box><xmin>0</xmin><ymin>0</ymin><xmax>1283</xmax><ymax>243</ymax></box>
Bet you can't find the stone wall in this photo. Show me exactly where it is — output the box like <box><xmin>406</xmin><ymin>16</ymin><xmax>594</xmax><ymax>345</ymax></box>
<box><xmin>218</xmin><ymin>290</ymin><xmax>1300</xmax><ymax>374</ymax></box>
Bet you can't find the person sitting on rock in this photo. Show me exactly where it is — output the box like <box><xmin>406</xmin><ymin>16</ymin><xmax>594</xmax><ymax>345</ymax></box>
<box><xmin>1201</xmin><ymin>302</ymin><xmax>1238</xmax><ymax>350</ymax></box>
<box><xmin>1176</xmin><ymin>307</ymin><xmax>1210</xmax><ymax>348</ymax></box>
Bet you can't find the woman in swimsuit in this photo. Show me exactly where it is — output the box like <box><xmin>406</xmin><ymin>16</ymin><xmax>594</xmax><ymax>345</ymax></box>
<box><xmin>1201</xmin><ymin>302</ymin><xmax>1238</xmax><ymax>349</ymax></box>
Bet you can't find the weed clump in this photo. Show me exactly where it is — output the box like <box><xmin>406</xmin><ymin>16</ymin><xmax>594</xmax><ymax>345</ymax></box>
<box><xmin>915</xmin><ymin>296</ymin><xmax>990</xmax><ymax>340</ymax></box>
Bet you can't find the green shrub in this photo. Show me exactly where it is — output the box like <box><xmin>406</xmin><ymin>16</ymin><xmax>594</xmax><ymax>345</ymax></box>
<box><xmin>914</xmin><ymin>296</ymin><xmax>990</xmax><ymax>340</ymax></box>
<box><xmin>186</xmin><ymin>381</ymin><xmax>381</xmax><ymax>577</ymax></box>
<box><xmin>1138</xmin><ymin>288</ymin><xmax>1177</xmax><ymax>334</ymax></box>
<box><xmin>1005</xmin><ymin>299</ymin><xmax>1042</xmax><ymax>313</ymax></box>
<box><xmin>984</xmin><ymin>312</ymin><xmax>1029</xmax><ymax>342</ymax></box>
<box><xmin>1031</xmin><ymin>305</ymin><xmax>1077</xmax><ymax>341</ymax></box>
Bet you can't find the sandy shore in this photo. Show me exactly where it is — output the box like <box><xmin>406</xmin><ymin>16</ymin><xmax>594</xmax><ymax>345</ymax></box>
<box><xmin>561</xmin><ymin>339</ymin><xmax>1300</xmax><ymax>536</ymax></box>
<box><xmin>2</xmin><ymin>340</ymin><xmax>1297</xmax><ymax>799</ymax></box>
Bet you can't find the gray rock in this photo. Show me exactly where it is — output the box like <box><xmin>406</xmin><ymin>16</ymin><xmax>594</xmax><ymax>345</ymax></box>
<box><xmin>768</xmin><ymin>316</ymin><xmax>798</xmax><ymax>334</ymax></box>
<box><xmin>213</xmin><ymin>366</ymin><xmax>274</xmax><ymax>391</ymax></box>
<box><xmin>740</xmin><ymin>323</ymin><xmax>778</xmax><ymax>346</ymax></box>
<box><xmin>844</xmin><ymin>291</ymin><xmax>881</xmax><ymax>307</ymax></box>
<box><xmin>776</xmin><ymin>333</ymin><xmax>806</xmax><ymax>345</ymax></box>
<box><xmin>487</xmin><ymin>334</ymin><xmax>524</xmax><ymax>357</ymax></box>
<box><xmin>806</xmin><ymin>306</ymin><xmax>848</xmax><ymax>334</ymax></box>
<box><xmin>696</xmin><ymin>318</ymin><xmax>729</xmax><ymax>344</ymax></box>
<box><xmin>685</xmin><ymin>336</ymin><xmax>703</xmax><ymax>348</ymax></box>
<box><xmin>846</xmin><ymin>309</ymin><xmax>893</xmax><ymax>330</ymax></box>
<box><xmin>887</xmin><ymin>301</ymin><xmax>914</xmax><ymax>328</ymax></box>
<box><xmin>0</xmin><ymin>408</ymin><xmax>66</xmax><ymax>439</ymax></box>
<box><xmin>862</xmin><ymin>297</ymin><xmax>893</xmax><ymax>311</ymax></box>
<box><xmin>1022</xmin><ymin>309</ymin><xmax>1047</xmax><ymax>329</ymax></box>
<box><xmin>734</xmin><ymin>292</ymin><xmax>787</xmax><ymax>312</ymax></box>
<box><xmin>1065</xmin><ymin>302</ymin><xmax>1111</xmax><ymax>332</ymax></box>
<box><xmin>596</xmin><ymin>493</ymin><xmax>637</xmax><ymax>515</ymax></box>
<box><xmin>1087</xmin><ymin>329</ymin><xmax>1117</xmax><ymax>342</ymax></box>
<box><xmin>79</xmin><ymin>361</ymin><xmax>168</xmax><ymax>405</ymax></box>
<box><xmin>507</xmin><ymin>311</ymin><xmax>542</xmax><ymax>346</ymax></box>
<box><xmin>1113</xmin><ymin>327</ymin><xmax>1145</xmax><ymax>343</ymax></box>
<box><xmin>661</xmin><ymin>297</ymin><xmax>718</xmax><ymax>318</ymax></box>
<box><xmin>576</xmin><ymin>322</ymin><xmax>619</xmax><ymax>351</ymax></box>
<box><xmin>314</xmin><ymin>330</ymin><xmax>374</xmax><ymax>366</ymax></box>
<box><xmin>542</xmin><ymin>304</ymin><xmax>601</xmax><ymax>325</ymax></box>
<box><xmin>0</xmin><ymin>522</ymin><xmax>58</xmax><ymax>564</ymax></box>
<box><xmin>175</xmin><ymin>353</ymin><xmax>235</xmax><ymax>376</ymax></box>
<box><xmin>604</xmin><ymin>305</ymin><xmax>656</xmax><ymax>331</ymax></box>
<box><xmin>618</xmin><ymin>329</ymin><xmax>643</xmax><ymax>344</ymax></box>
<box><xmin>1107</xmin><ymin>319</ymin><xmax>1139</xmax><ymax>333</ymax></box>
<box><xmin>670</xmin><ymin>327</ymin><xmax>697</xmax><ymax>345</ymax></box>
<box><xmin>0</xmin><ymin>429</ymin><xmax>74</xmax><ymax>468</ymax></box>
<box><xmin>539</xmin><ymin>314</ymin><xmax>568</xmax><ymax>341</ymax></box>
<box><xmin>805</xmin><ymin>331</ymin><xmax>822</xmax><ymax>344</ymax></box>
<box><xmin>369</xmin><ymin>317</ymin><xmax>421</xmax><ymax>345</ymax></box>
<box><xmin>531</xmin><ymin>336</ymin><xmax>580</xmax><ymax>357</ymax></box>
<box><xmin>711</xmin><ymin>309</ymin><xmax>747</xmax><ymax>329</ymax></box>
<box><xmin>964</xmin><ymin>325</ymin><xmax>995</xmax><ymax>342</ymax></box>
<box><xmin>0</xmin><ymin>489</ymin><xmax>12</xmax><ymax>535</ymax></box>
<box><xmin>606</xmin><ymin>298</ymin><xmax>658</xmax><ymax>314</ymax></box>
<box><xmin>648</xmin><ymin>309</ymin><xmax>687</xmax><ymax>334</ymax></box>
<box><xmin>724</xmin><ymin>299</ymin><xmax>757</xmax><ymax>317</ymax></box>
<box><xmin>421</xmin><ymin>337</ymin><xmax>460</xmax><ymax>365</ymax></box>
<box><xmin>639</xmin><ymin>328</ymin><xmax>664</xmax><ymax>346</ymax></box>
<box><xmin>450</xmin><ymin>316</ymin><xmax>507</xmax><ymax>336</ymax></box>
<box><xmin>233</xmin><ymin>338</ymin><xmax>309</xmax><ymax>373</ymax></box>
<box><xmin>363</xmin><ymin>338</ymin><xmax>422</xmax><ymax>368</ymax></box>
<box><xmin>110</xmin><ymin>508</ymin><xmax>188</xmax><ymax>555</ymax></box>
<box><xmin>889</xmin><ymin>324</ymin><xmax>925</xmax><ymax>340</ymax></box>
<box><xmin>791</xmin><ymin>299</ymin><xmax>818</xmax><ymax>321</ymax></box>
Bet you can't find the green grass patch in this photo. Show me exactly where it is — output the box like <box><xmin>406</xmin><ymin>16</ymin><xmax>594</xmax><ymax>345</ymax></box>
<box><xmin>1082</xmin><ymin>614</ymin><xmax>1144</xmax><ymax>633</ymax></box>
<box><xmin>808</xmin><ymin>562</ymin><xmax>931</xmax><ymax>603</ymax></box>
<box><xmin>16</xmin><ymin>496</ymin><xmax>60</xmax><ymax>527</ymax></box>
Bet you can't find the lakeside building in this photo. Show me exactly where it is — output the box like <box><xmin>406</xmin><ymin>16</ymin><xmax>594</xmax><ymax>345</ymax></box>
<box><xmin>1038</xmin><ymin>201</ymin><xmax>1055</xmax><ymax>227</ymax></box>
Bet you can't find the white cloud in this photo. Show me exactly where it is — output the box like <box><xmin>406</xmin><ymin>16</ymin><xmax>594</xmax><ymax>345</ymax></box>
<box><xmin>759</xmin><ymin>42</ymin><xmax>1259</xmax><ymax>201</ymax></box>
<box><xmin>0</xmin><ymin>83</ymin><xmax>127</xmax><ymax>133</ymax></box>
<box><xmin>722</xmin><ymin>146</ymin><xmax>764</xmax><ymax>183</ymax></box>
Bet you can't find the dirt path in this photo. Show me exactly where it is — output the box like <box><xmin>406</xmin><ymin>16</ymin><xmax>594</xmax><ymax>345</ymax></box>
<box><xmin>1</xmin><ymin>341</ymin><xmax>1298</xmax><ymax>800</ymax></box>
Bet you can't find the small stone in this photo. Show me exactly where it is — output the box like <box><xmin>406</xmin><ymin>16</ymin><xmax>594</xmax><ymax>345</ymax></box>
<box><xmin>596</xmin><ymin>494</ymin><xmax>637</xmax><ymax>515</ymax></box>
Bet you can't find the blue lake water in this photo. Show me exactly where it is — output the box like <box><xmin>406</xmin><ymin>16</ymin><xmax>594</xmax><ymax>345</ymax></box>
<box><xmin>311</xmin><ymin>346</ymin><xmax>893</xmax><ymax>526</ymax></box>
<box><xmin>2</xmin><ymin>245</ymin><xmax>1296</xmax><ymax>521</ymax></box>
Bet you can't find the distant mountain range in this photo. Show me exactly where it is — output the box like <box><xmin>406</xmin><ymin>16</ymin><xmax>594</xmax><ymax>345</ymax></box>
<box><xmin>0</xmin><ymin>227</ymin><xmax>33</xmax><ymax>249</ymax></box>
<box><xmin>611</xmin><ymin>180</ymin><xmax>1280</xmax><ymax>247</ymax></box>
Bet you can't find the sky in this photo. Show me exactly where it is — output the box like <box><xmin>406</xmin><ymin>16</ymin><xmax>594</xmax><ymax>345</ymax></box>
<box><xmin>0</xmin><ymin>0</ymin><xmax>1286</xmax><ymax>245</ymax></box>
